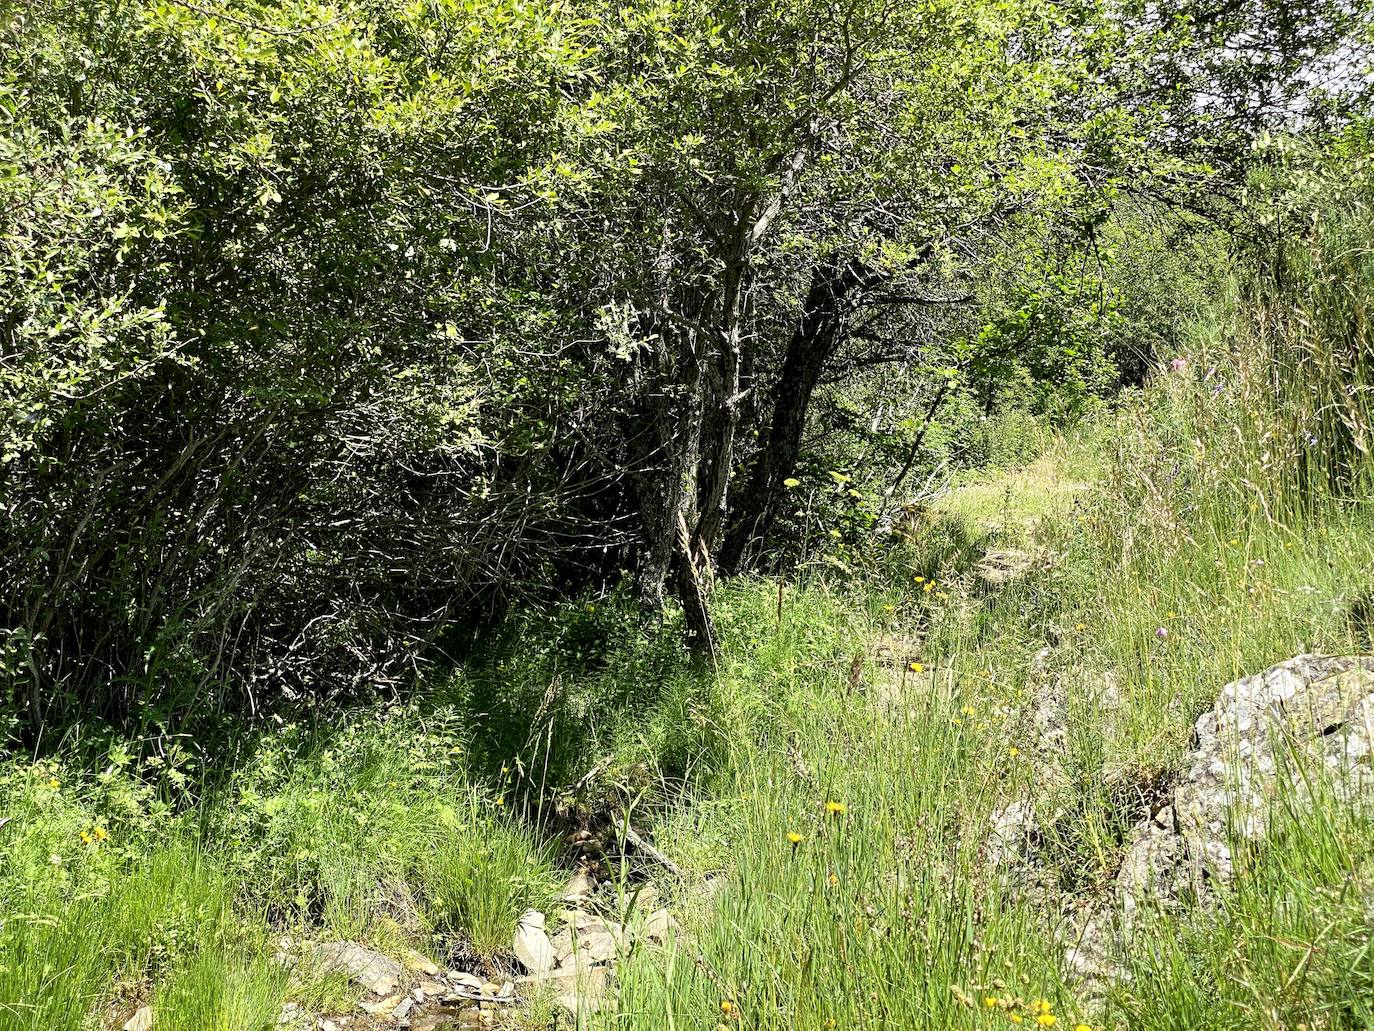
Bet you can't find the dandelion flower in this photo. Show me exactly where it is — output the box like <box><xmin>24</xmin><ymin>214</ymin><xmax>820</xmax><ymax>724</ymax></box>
<box><xmin>909</xmin><ymin>662</ymin><xmax>924</xmax><ymax>673</ymax></box>
<box><xmin>1035</xmin><ymin>1001</ymin><xmax>1052</xmax><ymax>1014</ymax></box>
<box><xmin>923</xmin><ymin>582</ymin><xmax>934</xmax><ymax>594</ymax></box>
<box><xmin>47</xmin><ymin>778</ymin><xmax>60</xmax><ymax>790</ymax></box>
<box><xmin>787</xmin><ymin>832</ymin><xmax>803</xmax><ymax>844</ymax></box>
<box><xmin>1074</xmin><ymin>623</ymin><xmax>1087</xmax><ymax>631</ymax></box>
<box><xmin>94</xmin><ymin>827</ymin><xmax>107</xmax><ymax>841</ymax></box>
<box><xmin>1074</xmin><ymin>1025</ymin><xmax>1092</xmax><ymax>1031</ymax></box>
<box><xmin>828</xmin><ymin>873</ymin><xmax>839</xmax><ymax>886</ymax></box>
<box><xmin>720</xmin><ymin>1000</ymin><xmax>734</xmax><ymax>1016</ymax></box>
<box><xmin>1009</xmin><ymin>747</ymin><xmax>1020</xmax><ymax>758</ymax></box>
<box><xmin>825</xmin><ymin>801</ymin><xmax>846</xmax><ymax>815</ymax></box>
<box><xmin>1036</xmin><ymin>1016</ymin><xmax>1056</xmax><ymax>1027</ymax></box>
<box><xmin>1009</xmin><ymin>1015</ymin><xmax>1023</xmax><ymax>1025</ymax></box>
<box><xmin>495</xmin><ymin>797</ymin><xmax>505</xmax><ymax>806</ymax></box>
<box><xmin>983</xmin><ymin>996</ymin><xmax>1000</xmax><ymax>1008</ymax></box>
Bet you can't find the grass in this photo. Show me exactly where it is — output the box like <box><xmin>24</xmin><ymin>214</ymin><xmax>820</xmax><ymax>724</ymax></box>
<box><xmin>934</xmin><ymin>442</ymin><xmax>1098</xmax><ymax>537</ymax></box>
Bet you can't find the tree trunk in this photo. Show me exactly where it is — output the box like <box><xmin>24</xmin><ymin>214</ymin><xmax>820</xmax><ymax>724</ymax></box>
<box><xmin>720</xmin><ymin>255</ymin><xmax>883</xmax><ymax>572</ymax></box>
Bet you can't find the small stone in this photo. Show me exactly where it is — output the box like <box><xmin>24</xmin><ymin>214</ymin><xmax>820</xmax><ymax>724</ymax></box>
<box><xmin>319</xmin><ymin>1021</ymin><xmax>339</xmax><ymax>1031</ymax></box>
<box><xmin>480</xmin><ymin>982</ymin><xmax>501</xmax><ymax>997</ymax></box>
<box><xmin>359</xmin><ymin>994</ymin><xmax>402</xmax><ymax>1017</ymax></box>
<box><xmin>643</xmin><ymin>908</ymin><xmax>677</xmax><ymax>942</ymax></box>
<box><xmin>561</xmin><ymin>871</ymin><xmax>596</xmax><ymax>902</ymax></box>
<box><xmin>124</xmin><ymin>1007</ymin><xmax>153</xmax><ymax>1031</ymax></box>
<box><xmin>392</xmin><ymin>997</ymin><xmax>415</xmax><ymax>1021</ymax></box>
<box><xmin>278</xmin><ymin>1002</ymin><xmax>303</xmax><ymax>1026</ymax></box>
<box><xmin>448</xmin><ymin>971</ymin><xmax>485</xmax><ymax>991</ymax></box>
<box><xmin>402</xmin><ymin>948</ymin><xmax>441</xmax><ymax>976</ymax></box>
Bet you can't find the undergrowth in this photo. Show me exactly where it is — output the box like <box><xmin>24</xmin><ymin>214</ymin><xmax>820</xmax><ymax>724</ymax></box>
<box><xmin>4</xmin><ymin>191</ymin><xmax>1374</xmax><ymax>1029</ymax></box>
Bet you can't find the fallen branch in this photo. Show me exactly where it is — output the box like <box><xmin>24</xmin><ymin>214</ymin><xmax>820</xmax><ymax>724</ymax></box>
<box><xmin>612</xmin><ymin>815</ymin><xmax>685</xmax><ymax>879</ymax></box>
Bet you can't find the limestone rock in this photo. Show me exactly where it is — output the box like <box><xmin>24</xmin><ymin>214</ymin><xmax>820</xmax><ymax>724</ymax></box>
<box><xmin>643</xmin><ymin>907</ymin><xmax>677</xmax><ymax>942</ymax></box>
<box><xmin>359</xmin><ymin>993</ymin><xmax>402</xmax><ymax>1017</ymax></box>
<box><xmin>565</xmin><ymin>914</ymin><xmax>624</xmax><ymax>962</ymax></box>
<box><xmin>447</xmin><ymin>970</ymin><xmax>485</xmax><ymax>993</ymax></box>
<box><xmin>123</xmin><ymin>1007</ymin><xmax>154</xmax><ymax>1031</ymax></box>
<box><xmin>1123</xmin><ymin>656</ymin><xmax>1374</xmax><ymax>905</ymax></box>
<box><xmin>315</xmin><ymin>941</ymin><xmax>405</xmax><ymax>995</ymax></box>
<box><xmin>561</xmin><ymin>871</ymin><xmax>597</xmax><ymax>902</ymax></box>
<box><xmin>402</xmin><ymin>948</ymin><xmax>440</xmax><ymax>976</ymax></box>
<box><xmin>513</xmin><ymin>908</ymin><xmax>557</xmax><ymax>974</ymax></box>
<box><xmin>520</xmin><ymin>964</ymin><xmax>610</xmax><ymax>1017</ymax></box>
<box><xmin>985</xmin><ymin>799</ymin><xmax>1040</xmax><ymax>871</ymax></box>
<box><xmin>1067</xmin><ymin>655</ymin><xmax>1374</xmax><ymax>985</ymax></box>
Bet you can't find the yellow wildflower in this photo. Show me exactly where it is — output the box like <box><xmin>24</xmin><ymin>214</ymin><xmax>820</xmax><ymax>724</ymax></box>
<box><xmin>1036</xmin><ymin>1016</ymin><xmax>1056</xmax><ymax>1027</ymax></box>
<box><xmin>94</xmin><ymin>827</ymin><xmax>107</xmax><ymax>841</ymax></box>
<box><xmin>1074</xmin><ymin>622</ymin><xmax>1087</xmax><ymax>631</ymax></box>
<box><xmin>1035</xmin><ymin>1001</ymin><xmax>1052</xmax><ymax>1015</ymax></box>
<box><xmin>909</xmin><ymin>662</ymin><xmax>924</xmax><ymax>673</ymax></box>
<box><xmin>787</xmin><ymin>832</ymin><xmax>802</xmax><ymax>844</ymax></box>
<box><xmin>495</xmin><ymin>797</ymin><xmax>505</xmax><ymax>806</ymax></box>
<box><xmin>828</xmin><ymin>873</ymin><xmax>839</xmax><ymax>886</ymax></box>
<box><xmin>825</xmin><ymin>801</ymin><xmax>846</xmax><ymax>815</ymax></box>
<box><xmin>1009</xmin><ymin>1016</ymin><xmax>1023</xmax><ymax>1025</ymax></box>
<box><xmin>914</xmin><ymin>576</ymin><xmax>925</xmax><ymax>583</ymax></box>
<box><xmin>720</xmin><ymin>1000</ymin><xmax>734</xmax><ymax>1016</ymax></box>
<box><xmin>1074</xmin><ymin>1025</ymin><xmax>1092</xmax><ymax>1031</ymax></box>
<box><xmin>983</xmin><ymin>996</ymin><xmax>1000</xmax><ymax>1008</ymax></box>
<box><xmin>923</xmin><ymin>581</ymin><xmax>934</xmax><ymax>594</ymax></box>
<box><xmin>1008</xmin><ymin>747</ymin><xmax>1020</xmax><ymax>758</ymax></box>
<box><xmin>47</xmin><ymin>778</ymin><xmax>60</xmax><ymax>790</ymax></box>
<box><xmin>883</xmin><ymin>604</ymin><xmax>895</xmax><ymax>613</ymax></box>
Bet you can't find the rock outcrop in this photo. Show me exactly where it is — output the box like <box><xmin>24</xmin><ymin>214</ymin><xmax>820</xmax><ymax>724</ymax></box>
<box><xmin>1066</xmin><ymin>654</ymin><xmax>1374</xmax><ymax>983</ymax></box>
